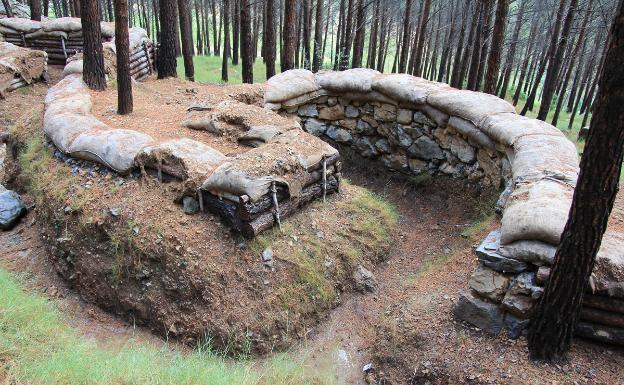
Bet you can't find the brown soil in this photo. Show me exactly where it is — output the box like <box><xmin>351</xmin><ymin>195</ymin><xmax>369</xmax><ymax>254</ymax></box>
<box><xmin>1</xmin><ymin>71</ymin><xmax>623</xmax><ymax>384</ymax></box>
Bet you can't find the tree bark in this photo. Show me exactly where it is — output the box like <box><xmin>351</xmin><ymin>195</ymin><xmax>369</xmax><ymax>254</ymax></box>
<box><xmin>350</xmin><ymin>0</ymin><xmax>366</xmax><ymax>68</ymax></box>
<box><xmin>412</xmin><ymin>0</ymin><xmax>431</xmax><ymax>77</ymax></box>
<box><xmin>499</xmin><ymin>0</ymin><xmax>526</xmax><ymax>99</ymax></box>
<box><xmin>265</xmin><ymin>0</ymin><xmax>276</xmax><ymax>78</ymax></box>
<box><xmin>398</xmin><ymin>0</ymin><xmax>412</xmax><ymax>73</ymax></box>
<box><xmin>240</xmin><ymin>0</ymin><xmax>253</xmax><ymax>83</ymax></box>
<box><xmin>281</xmin><ymin>0</ymin><xmax>296</xmax><ymax>71</ymax></box>
<box><xmin>221</xmin><ymin>0</ymin><xmax>230</xmax><ymax>81</ymax></box>
<box><xmin>312</xmin><ymin>0</ymin><xmax>324</xmax><ymax>72</ymax></box>
<box><xmin>114</xmin><ymin>0</ymin><xmax>133</xmax><ymax>114</ymax></box>
<box><xmin>81</xmin><ymin>0</ymin><xmax>106</xmax><ymax>90</ymax></box>
<box><xmin>2</xmin><ymin>0</ymin><xmax>14</xmax><ymax>17</ymax></box>
<box><xmin>528</xmin><ymin>0</ymin><xmax>624</xmax><ymax>361</ymax></box>
<box><xmin>537</xmin><ymin>0</ymin><xmax>578</xmax><ymax>121</ymax></box>
<box><xmin>484</xmin><ymin>0</ymin><xmax>508</xmax><ymax>94</ymax></box>
<box><xmin>231</xmin><ymin>0</ymin><xmax>240</xmax><ymax>65</ymax></box>
<box><xmin>157</xmin><ymin>0</ymin><xmax>178</xmax><ymax>78</ymax></box>
<box><xmin>177</xmin><ymin>0</ymin><xmax>195</xmax><ymax>80</ymax></box>
<box><xmin>30</xmin><ymin>0</ymin><xmax>42</xmax><ymax>20</ymax></box>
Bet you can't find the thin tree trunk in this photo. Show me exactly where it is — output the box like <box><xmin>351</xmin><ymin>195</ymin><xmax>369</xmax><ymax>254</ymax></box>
<box><xmin>265</xmin><ymin>0</ymin><xmax>276</xmax><ymax>78</ymax></box>
<box><xmin>412</xmin><ymin>0</ymin><xmax>431</xmax><ymax>77</ymax></box>
<box><xmin>211</xmin><ymin>0</ymin><xmax>219</xmax><ymax>55</ymax></box>
<box><xmin>528</xmin><ymin>1</ymin><xmax>624</xmax><ymax>360</ymax></box>
<box><xmin>312</xmin><ymin>0</ymin><xmax>323</xmax><ymax>72</ymax></box>
<box><xmin>30</xmin><ymin>0</ymin><xmax>42</xmax><ymax>20</ymax></box>
<box><xmin>466</xmin><ymin>0</ymin><xmax>483</xmax><ymax>90</ymax></box>
<box><xmin>499</xmin><ymin>0</ymin><xmax>526</xmax><ymax>99</ymax></box>
<box><xmin>114</xmin><ymin>0</ymin><xmax>133</xmax><ymax>114</ymax></box>
<box><xmin>398</xmin><ymin>0</ymin><xmax>412</xmax><ymax>73</ymax></box>
<box><xmin>157</xmin><ymin>0</ymin><xmax>178</xmax><ymax>78</ymax></box>
<box><xmin>221</xmin><ymin>0</ymin><xmax>230</xmax><ymax>81</ymax></box>
<box><xmin>351</xmin><ymin>0</ymin><xmax>366</xmax><ymax>68</ymax></box>
<box><xmin>450</xmin><ymin>0</ymin><xmax>469</xmax><ymax>87</ymax></box>
<box><xmin>81</xmin><ymin>0</ymin><xmax>106</xmax><ymax>90</ymax></box>
<box><xmin>302</xmin><ymin>0</ymin><xmax>311</xmax><ymax>69</ymax></box>
<box><xmin>232</xmin><ymin>0</ymin><xmax>239</xmax><ymax>64</ymax></box>
<box><xmin>177</xmin><ymin>0</ymin><xmax>195</xmax><ymax>80</ymax></box>
<box><xmin>240</xmin><ymin>0</ymin><xmax>253</xmax><ymax>82</ymax></box>
<box><xmin>484</xmin><ymin>0</ymin><xmax>508</xmax><ymax>94</ymax></box>
<box><xmin>281</xmin><ymin>0</ymin><xmax>296</xmax><ymax>71</ymax></box>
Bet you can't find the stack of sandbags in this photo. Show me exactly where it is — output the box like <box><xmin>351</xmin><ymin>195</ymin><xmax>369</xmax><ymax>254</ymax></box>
<box><xmin>0</xmin><ymin>17</ymin><xmax>114</xmax><ymax>64</ymax></box>
<box><xmin>200</xmin><ymin>129</ymin><xmax>341</xmax><ymax>238</ymax></box>
<box><xmin>0</xmin><ymin>0</ymin><xmax>30</xmax><ymax>19</ymax></box>
<box><xmin>0</xmin><ymin>41</ymin><xmax>47</xmax><ymax>96</ymax></box>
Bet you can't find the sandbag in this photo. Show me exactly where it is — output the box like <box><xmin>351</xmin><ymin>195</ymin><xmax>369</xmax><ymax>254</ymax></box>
<box><xmin>237</xmin><ymin>125</ymin><xmax>283</xmax><ymax>147</ymax></box>
<box><xmin>498</xmin><ymin>240</ymin><xmax>557</xmax><ymax>266</ymax></box>
<box><xmin>68</xmin><ymin>129</ymin><xmax>154</xmax><ymax>173</ymax></box>
<box><xmin>44</xmin><ymin>91</ymin><xmax>92</xmax><ymax>117</ymax></box>
<box><xmin>481</xmin><ymin>112</ymin><xmax>565</xmax><ymax>146</ymax></box>
<box><xmin>264</xmin><ymin>69</ymin><xmax>320</xmax><ymax>103</ymax></box>
<box><xmin>128</xmin><ymin>27</ymin><xmax>149</xmax><ymax>50</ymax></box>
<box><xmin>500</xmin><ymin>179</ymin><xmax>574</xmax><ymax>245</ymax></box>
<box><xmin>512</xmin><ymin>134</ymin><xmax>579</xmax><ymax>184</ymax></box>
<box><xmin>427</xmin><ymin>89</ymin><xmax>515</xmax><ymax>126</ymax></box>
<box><xmin>593</xmin><ymin>231</ymin><xmax>624</xmax><ymax>285</ymax></box>
<box><xmin>44</xmin><ymin>112</ymin><xmax>107</xmax><ymax>153</ymax></box>
<box><xmin>315</xmin><ymin>68</ymin><xmax>380</xmax><ymax>93</ymax></box>
<box><xmin>139</xmin><ymin>138</ymin><xmax>227</xmax><ymax>182</ymax></box>
<box><xmin>45</xmin><ymin>74</ymin><xmax>87</xmax><ymax>104</ymax></box>
<box><xmin>24</xmin><ymin>28</ymin><xmax>68</xmax><ymax>39</ymax></box>
<box><xmin>0</xmin><ymin>17</ymin><xmax>41</xmax><ymax>33</ymax></box>
<box><xmin>447</xmin><ymin>116</ymin><xmax>496</xmax><ymax>150</ymax></box>
<box><xmin>372</xmin><ymin>73</ymin><xmax>449</xmax><ymax>105</ymax></box>
<box><xmin>100</xmin><ymin>21</ymin><xmax>115</xmax><ymax>38</ymax></box>
<box><xmin>0</xmin><ymin>41</ymin><xmax>47</xmax><ymax>88</ymax></box>
<box><xmin>41</xmin><ymin>17</ymin><xmax>81</xmax><ymax>32</ymax></box>
<box><xmin>62</xmin><ymin>59</ymin><xmax>82</xmax><ymax>77</ymax></box>
<box><xmin>0</xmin><ymin>189</ymin><xmax>26</xmax><ymax>230</ymax></box>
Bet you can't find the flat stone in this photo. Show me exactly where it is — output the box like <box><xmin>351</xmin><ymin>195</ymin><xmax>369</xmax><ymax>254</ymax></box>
<box><xmin>405</xmin><ymin>124</ymin><xmax>424</xmax><ymax>139</ymax></box>
<box><xmin>498</xmin><ymin>239</ymin><xmax>556</xmax><ymax>266</ymax></box>
<box><xmin>361</xmin><ymin>114</ymin><xmax>379</xmax><ymax>128</ymax></box>
<box><xmin>413</xmin><ymin>111</ymin><xmax>435</xmax><ymax>126</ymax></box>
<box><xmin>508</xmin><ymin>271</ymin><xmax>536</xmax><ymax>296</ymax></box>
<box><xmin>407</xmin><ymin>136</ymin><xmax>444</xmax><ymax>160</ymax></box>
<box><xmin>183</xmin><ymin>196</ymin><xmax>199</xmax><ymax>215</ymax></box>
<box><xmin>356</xmin><ymin>119</ymin><xmax>374</xmax><ymax>135</ymax></box>
<box><xmin>337</xmin><ymin>119</ymin><xmax>357</xmax><ymax>131</ymax></box>
<box><xmin>353</xmin><ymin>137</ymin><xmax>378</xmax><ymax>158</ymax></box>
<box><xmin>476</xmin><ymin>231</ymin><xmax>528</xmax><ymax>273</ymax></box>
<box><xmin>469</xmin><ymin>265</ymin><xmax>509</xmax><ymax>302</ymax></box>
<box><xmin>326</xmin><ymin>126</ymin><xmax>352</xmax><ymax>143</ymax></box>
<box><xmin>396</xmin><ymin>108</ymin><xmax>413</xmax><ymax>124</ymax></box>
<box><xmin>395</xmin><ymin>124</ymin><xmax>413</xmax><ymax>148</ymax></box>
<box><xmin>304</xmin><ymin>118</ymin><xmax>327</xmax><ymax>136</ymax></box>
<box><xmin>327</xmin><ymin>97</ymin><xmax>338</xmax><ymax>106</ymax></box>
<box><xmin>449</xmin><ymin>135</ymin><xmax>476</xmax><ymax>163</ymax></box>
<box><xmin>408</xmin><ymin>158</ymin><xmax>427</xmax><ymax>174</ymax></box>
<box><xmin>374</xmin><ymin>104</ymin><xmax>397</xmax><ymax>122</ymax></box>
<box><xmin>375</xmin><ymin>138</ymin><xmax>391</xmax><ymax>154</ymax></box>
<box><xmin>319</xmin><ymin>104</ymin><xmax>345</xmax><ymax>120</ymax></box>
<box><xmin>454</xmin><ymin>290</ymin><xmax>503</xmax><ymax>335</ymax></box>
<box><xmin>501</xmin><ymin>292</ymin><xmax>535</xmax><ymax>317</ymax></box>
<box><xmin>381</xmin><ymin>153</ymin><xmax>407</xmax><ymax>171</ymax></box>
<box><xmin>0</xmin><ymin>189</ymin><xmax>26</xmax><ymax>230</ymax></box>
<box><xmin>345</xmin><ymin>105</ymin><xmax>360</xmax><ymax>118</ymax></box>
<box><xmin>298</xmin><ymin>104</ymin><xmax>318</xmax><ymax>117</ymax></box>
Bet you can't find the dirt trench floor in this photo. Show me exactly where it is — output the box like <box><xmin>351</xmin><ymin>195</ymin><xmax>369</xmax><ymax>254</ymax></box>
<box><xmin>1</xmin><ymin>71</ymin><xmax>623</xmax><ymax>384</ymax></box>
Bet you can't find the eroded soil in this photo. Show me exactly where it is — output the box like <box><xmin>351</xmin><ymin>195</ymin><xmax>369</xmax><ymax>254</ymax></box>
<box><xmin>1</xmin><ymin>71</ymin><xmax>623</xmax><ymax>384</ymax></box>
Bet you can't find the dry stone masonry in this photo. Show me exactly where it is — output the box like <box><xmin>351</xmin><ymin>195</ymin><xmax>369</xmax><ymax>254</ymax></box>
<box><xmin>266</xmin><ymin>68</ymin><xmax>624</xmax><ymax>346</ymax></box>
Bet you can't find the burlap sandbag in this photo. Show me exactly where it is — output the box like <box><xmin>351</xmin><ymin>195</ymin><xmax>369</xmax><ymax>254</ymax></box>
<box><xmin>512</xmin><ymin>134</ymin><xmax>579</xmax><ymax>184</ymax></box>
<box><xmin>24</xmin><ymin>28</ymin><xmax>68</xmax><ymax>39</ymax></box>
<box><xmin>264</xmin><ymin>69</ymin><xmax>320</xmax><ymax>103</ymax></box>
<box><xmin>481</xmin><ymin>112</ymin><xmax>565</xmax><ymax>146</ymax></box>
<box><xmin>447</xmin><ymin>116</ymin><xmax>496</xmax><ymax>150</ymax></box>
<box><xmin>592</xmin><ymin>231</ymin><xmax>624</xmax><ymax>286</ymax></box>
<box><xmin>315</xmin><ymin>68</ymin><xmax>380</xmax><ymax>93</ymax></box>
<box><xmin>427</xmin><ymin>89</ymin><xmax>515</xmax><ymax>126</ymax></box>
<box><xmin>237</xmin><ymin>125</ymin><xmax>283</xmax><ymax>147</ymax></box>
<box><xmin>41</xmin><ymin>17</ymin><xmax>81</xmax><ymax>32</ymax></box>
<box><xmin>0</xmin><ymin>17</ymin><xmax>41</xmax><ymax>33</ymax></box>
<box><xmin>44</xmin><ymin>90</ymin><xmax>92</xmax><ymax>117</ymax></box>
<box><xmin>500</xmin><ymin>179</ymin><xmax>574</xmax><ymax>245</ymax></box>
<box><xmin>0</xmin><ymin>41</ymin><xmax>46</xmax><ymax>93</ymax></box>
<box><xmin>372</xmin><ymin>73</ymin><xmax>449</xmax><ymax>105</ymax></box>
<box><xmin>68</xmin><ymin>129</ymin><xmax>154</xmax><ymax>173</ymax></box>
<box><xmin>62</xmin><ymin>59</ymin><xmax>83</xmax><ymax>77</ymax></box>
<box><xmin>138</xmin><ymin>138</ymin><xmax>227</xmax><ymax>182</ymax></box>
<box><xmin>498</xmin><ymin>240</ymin><xmax>557</xmax><ymax>266</ymax></box>
<box><xmin>45</xmin><ymin>74</ymin><xmax>87</xmax><ymax>104</ymax></box>
<box><xmin>44</xmin><ymin>112</ymin><xmax>108</xmax><ymax>153</ymax></box>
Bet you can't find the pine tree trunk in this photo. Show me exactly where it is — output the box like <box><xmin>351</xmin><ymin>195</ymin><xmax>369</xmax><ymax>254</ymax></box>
<box><xmin>450</xmin><ymin>0</ymin><xmax>469</xmax><ymax>87</ymax></box>
<box><xmin>81</xmin><ymin>0</ymin><xmax>106</xmax><ymax>90</ymax></box>
<box><xmin>412</xmin><ymin>0</ymin><xmax>431</xmax><ymax>77</ymax></box>
<box><xmin>398</xmin><ymin>0</ymin><xmax>412</xmax><ymax>73</ymax></box>
<box><xmin>221</xmin><ymin>0</ymin><xmax>230</xmax><ymax>81</ymax></box>
<box><xmin>484</xmin><ymin>0</ymin><xmax>508</xmax><ymax>94</ymax></box>
<box><xmin>114</xmin><ymin>0</ymin><xmax>133</xmax><ymax>114</ymax></box>
<box><xmin>350</xmin><ymin>0</ymin><xmax>366</xmax><ymax>68</ymax></box>
<box><xmin>281</xmin><ymin>0</ymin><xmax>296</xmax><ymax>71</ymax></box>
<box><xmin>240</xmin><ymin>0</ymin><xmax>253</xmax><ymax>82</ymax></box>
<box><xmin>157</xmin><ymin>0</ymin><xmax>178</xmax><ymax>78</ymax></box>
<box><xmin>466</xmin><ymin>0</ymin><xmax>483</xmax><ymax>90</ymax></box>
<box><xmin>231</xmin><ymin>0</ymin><xmax>239</xmax><ymax>64</ymax></box>
<box><xmin>2</xmin><ymin>0</ymin><xmax>14</xmax><ymax>17</ymax></box>
<box><xmin>537</xmin><ymin>0</ymin><xmax>578</xmax><ymax>120</ymax></box>
<box><xmin>499</xmin><ymin>0</ymin><xmax>525</xmax><ymax>99</ymax></box>
<box><xmin>30</xmin><ymin>0</ymin><xmax>42</xmax><ymax>20</ymax></box>
<box><xmin>312</xmin><ymin>0</ymin><xmax>324</xmax><ymax>72</ymax></box>
<box><xmin>177</xmin><ymin>0</ymin><xmax>195</xmax><ymax>80</ymax></box>
<box><xmin>302</xmin><ymin>0</ymin><xmax>311</xmax><ymax>69</ymax></box>
<box><xmin>211</xmin><ymin>0</ymin><xmax>219</xmax><ymax>55</ymax></box>
<box><xmin>265</xmin><ymin>0</ymin><xmax>276</xmax><ymax>78</ymax></box>
<box><xmin>528</xmin><ymin>1</ymin><xmax>624</xmax><ymax>360</ymax></box>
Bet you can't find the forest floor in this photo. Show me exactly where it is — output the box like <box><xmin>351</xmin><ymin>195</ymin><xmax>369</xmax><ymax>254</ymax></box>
<box><xmin>0</xmin><ymin>70</ymin><xmax>623</xmax><ymax>384</ymax></box>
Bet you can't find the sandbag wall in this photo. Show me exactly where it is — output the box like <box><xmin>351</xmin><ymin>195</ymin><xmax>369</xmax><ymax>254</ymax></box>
<box><xmin>0</xmin><ymin>17</ymin><xmax>114</xmax><ymax>65</ymax></box>
<box><xmin>266</xmin><ymin>68</ymin><xmax>624</xmax><ymax>345</ymax></box>
<box><xmin>0</xmin><ymin>41</ymin><xmax>47</xmax><ymax>95</ymax></box>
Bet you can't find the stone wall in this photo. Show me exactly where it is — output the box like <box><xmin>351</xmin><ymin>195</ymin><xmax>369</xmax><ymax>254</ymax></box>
<box><xmin>265</xmin><ymin>68</ymin><xmax>624</xmax><ymax>345</ymax></box>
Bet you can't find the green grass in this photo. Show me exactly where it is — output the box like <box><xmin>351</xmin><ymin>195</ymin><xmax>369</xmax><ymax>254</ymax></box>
<box><xmin>176</xmin><ymin>55</ymin><xmax>276</xmax><ymax>84</ymax></box>
<box><xmin>0</xmin><ymin>268</ymin><xmax>332</xmax><ymax>385</ymax></box>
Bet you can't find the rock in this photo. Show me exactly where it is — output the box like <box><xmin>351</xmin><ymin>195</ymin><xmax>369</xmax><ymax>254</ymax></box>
<box><xmin>337</xmin><ymin>119</ymin><xmax>357</xmax><ymax>131</ymax></box>
<box><xmin>501</xmin><ymin>292</ymin><xmax>534</xmax><ymax>317</ymax></box>
<box><xmin>396</xmin><ymin>108</ymin><xmax>413</xmax><ymax>124</ymax></box>
<box><xmin>262</xmin><ymin>247</ymin><xmax>274</xmax><ymax>269</ymax></box>
<box><xmin>304</xmin><ymin>118</ymin><xmax>327</xmax><ymax>136</ymax></box>
<box><xmin>353</xmin><ymin>137</ymin><xmax>378</xmax><ymax>158</ymax></box>
<box><xmin>476</xmin><ymin>230</ymin><xmax>528</xmax><ymax>273</ymax></box>
<box><xmin>407</xmin><ymin>136</ymin><xmax>444</xmax><ymax>160</ymax></box>
<box><xmin>327</xmin><ymin>97</ymin><xmax>338</xmax><ymax>106</ymax></box>
<box><xmin>356</xmin><ymin>119</ymin><xmax>374</xmax><ymax>135</ymax></box>
<box><xmin>408</xmin><ymin>158</ymin><xmax>428</xmax><ymax>174</ymax></box>
<box><xmin>183</xmin><ymin>196</ymin><xmax>200</xmax><ymax>214</ymax></box>
<box><xmin>298</xmin><ymin>104</ymin><xmax>318</xmax><ymax>117</ymax></box>
<box><xmin>404</xmin><ymin>124</ymin><xmax>424</xmax><ymax>139</ymax></box>
<box><xmin>381</xmin><ymin>153</ymin><xmax>407</xmax><ymax>171</ymax></box>
<box><xmin>109</xmin><ymin>207</ymin><xmax>121</xmax><ymax>217</ymax></box>
<box><xmin>507</xmin><ymin>271</ymin><xmax>536</xmax><ymax>296</ymax></box>
<box><xmin>495</xmin><ymin>180</ymin><xmax>513</xmax><ymax>214</ymax></box>
<box><xmin>504</xmin><ymin>314</ymin><xmax>530</xmax><ymax>340</ymax></box>
<box><xmin>375</xmin><ymin>138</ymin><xmax>391</xmax><ymax>154</ymax></box>
<box><xmin>0</xmin><ymin>189</ymin><xmax>26</xmax><ymax>230</ymax></box>
<box><xmin>345</xmin><ymin>105</ymin><xmax>360</xmax><ymax>118</ymax></box>
<box><xmin>449</xmin><ymin>135</ymin><xmax>476</xmax><ymax>163</ymax></box>
<box><xmin>353</xmin><ymin>265</ymin><xmax>378</xmax><ymax>293</ymax></box>
<box><xmin>395</xmin><ymin>124</ymin><xmax>413</xmax><ymax>148</ymax></box>
<box><xmin>319</xmin><ymin>104</ymin><xmax>345</xmax><ymax>120</ymax></box>
<box><xmin>413</xmin><ymin>111</ymin><xmax>436</xmax><ymax>126</ymax></box>
<box><xmin>469</xmin><ymin>265</ymin><xmax>509</xmax><ymax>302</ymax></box>
<box><xmin>361</xmin><ymin>114</ymin><xmax>379</xmax><ymax>128</ymax></box>
<box><xmin>374</xmin><ymin>104</ymin><xmax>397</xmax><ymax>122</ymax></box>
<box><xmin>326</xmin><ymin>126</ymin><xmax>352</xmax><ymax>143</ymax></box>
<box><xmin>454</xmin><ymin>290</ymin><xmax>503</xmax><ymax>335</ymax></box>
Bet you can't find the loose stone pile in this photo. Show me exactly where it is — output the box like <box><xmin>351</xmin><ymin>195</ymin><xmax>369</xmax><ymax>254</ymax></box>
<box><xmin>0</xmin><ymin>40</ymin><xmax>47</xmax><ymax>95</ymax></box>
<box><xmin>266</xmin><ymin>68</ymin><xmax>624</xmax><ymax>345</ymax></box>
